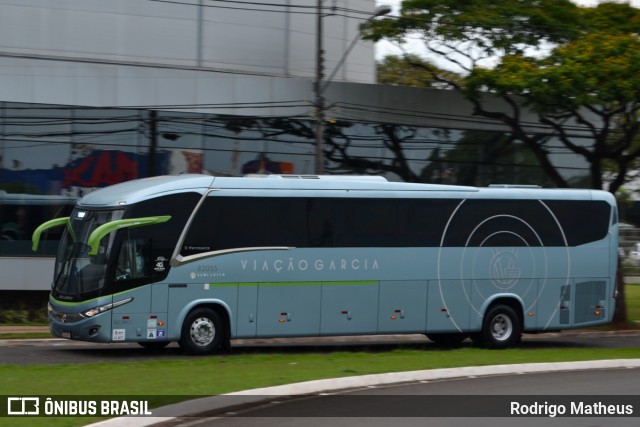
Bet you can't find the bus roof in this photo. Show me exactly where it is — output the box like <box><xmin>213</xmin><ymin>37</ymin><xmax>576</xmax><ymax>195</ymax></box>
<box><xmin>75</xmin><ymin>174</ymin><xmax>615</xmax><ymax>207</ymax></box>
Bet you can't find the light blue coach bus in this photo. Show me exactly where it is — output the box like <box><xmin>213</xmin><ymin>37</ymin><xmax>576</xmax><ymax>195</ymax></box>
<box><xmin>33</xmin><ymin>174</ymin><xmax>619</xmax><ymax>354</ymax></box>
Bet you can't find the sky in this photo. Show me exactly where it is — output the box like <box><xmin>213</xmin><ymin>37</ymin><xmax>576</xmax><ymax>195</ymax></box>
<box><xmin>373</xmin><ymin>0</ymin><xmax>404</xmax><ymax>60</ymax></box>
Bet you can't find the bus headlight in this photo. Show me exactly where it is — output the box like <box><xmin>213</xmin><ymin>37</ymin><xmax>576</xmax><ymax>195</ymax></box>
<box><xmin>81</xmin><ymin>298</ymin><xmax>133</xmax><ymax>318</ymax></box>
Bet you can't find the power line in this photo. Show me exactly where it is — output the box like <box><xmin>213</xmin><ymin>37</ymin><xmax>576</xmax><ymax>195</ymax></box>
<box><xmin>147</xmin><ymin>0</ymin><xmax>380</xmax><ymax>20</ymax></box>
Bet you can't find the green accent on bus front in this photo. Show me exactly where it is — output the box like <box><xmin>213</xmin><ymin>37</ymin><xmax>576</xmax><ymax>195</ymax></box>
<box><xmin>50</xmin><ymin>285</ymin><xmax>147</xmax><ymax>307</ymax></box>
<box><xmin>32</xmin><ymin>217</ymin><xmax>70</xmax><ymax>252</ymax></box>
<box><xmin>50</xmin><ymin>294</ymin><xmax>103</xmax><ymax>307</ymax></box>
<box><xmin>87</xmin><ymin>215</ymin><xmax>171</xmax><ymax>256</ymax></box>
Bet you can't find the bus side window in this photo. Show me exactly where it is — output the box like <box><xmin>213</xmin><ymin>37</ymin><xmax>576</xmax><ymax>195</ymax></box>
<box><xmin>115</xmin><ymin>239</ymin><xmax>148</xmax><ymax>281</ymax></box>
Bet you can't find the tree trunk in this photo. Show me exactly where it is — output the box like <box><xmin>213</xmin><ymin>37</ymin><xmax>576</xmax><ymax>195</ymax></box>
<box><xmin>613</xmin><ymin>256</ymin><xmax>628</xmax><ymax>327</ymax></box>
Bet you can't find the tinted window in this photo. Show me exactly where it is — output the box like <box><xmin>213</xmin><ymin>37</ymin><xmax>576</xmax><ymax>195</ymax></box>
<box><xmin>442</xmin><ymin>199</ymin><xmax>611</xmax><ymax>247</ymax></box>
<box><xmin>106</xmin><ymin>192</ymin><xmax>202</xmax><ymax>293</ymax></box>
<box><xmin>182</xmin><ymin>196</ymin><xmax>461</xmax><ymax>252</ymax></box>
<box><xmin>181</xmin><ymin>196</ymin><xmax>612</xmax><ymax>253</ymax></box>
<box><xmin>545</xmin><ymin>200</ymin><xmax>611</xmax><ymax>246</ymax></box>
<box><xmin>125</xmin><ymin>192</ymin><xmax>202</xmax><ymax>253</ymax></box>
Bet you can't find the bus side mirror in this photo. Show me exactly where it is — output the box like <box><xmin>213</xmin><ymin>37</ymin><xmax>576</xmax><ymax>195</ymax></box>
<box><xmin>32</xmin><ymin>217</ymin><xmax>70</xmax><ymax>252</ymax></box>
<box><xmin>87</xmin><ymin>216</ymin><xmax>171</xmax><ymax>256</ymax></box>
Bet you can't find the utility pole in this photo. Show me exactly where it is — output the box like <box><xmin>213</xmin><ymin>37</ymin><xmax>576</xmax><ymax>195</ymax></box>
<box><xmin>313</xmin><ymin>4</ymin><xmax>391</xmax><ymax>175</ymax></box>
<box><xmin>149</xmin><ymin>110</ymin><xmax>157</xmax><ymax>177</ymax></box>
<box><xmin>314</xmin><ymin>0</ymin><xmax>325</xmax><ymax>175</ymax></box>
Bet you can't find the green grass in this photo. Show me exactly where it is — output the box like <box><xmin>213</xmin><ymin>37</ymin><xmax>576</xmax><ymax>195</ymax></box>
<box><xmin>626</xmin><ymin>283</ymin><xmax>640</xmax><ymax>323</ymax></box>
<box><xmin>0</xmin><ymin>333</ymin><xmax>51</xmax><ymax>339</ymax></box>
<box><xmin>7</xmin><ymin>347</ymin><xmax>639</xmax><ymax>395</ymax></box>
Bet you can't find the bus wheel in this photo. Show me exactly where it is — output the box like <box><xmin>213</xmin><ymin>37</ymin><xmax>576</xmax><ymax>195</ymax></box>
<box><xmin>481</xmin><ymin>304</ymin><xmax>521</xmax><ymax>349</ymax></box>
<box><xmin>180</xmin><ymin>308</ymin><xmax>222</xmax><ymax>355</ymax></box>
<box><xmin>426</xmin><ymin>333</ymin><xmax>467</xmax><ymax>346</ymax></box>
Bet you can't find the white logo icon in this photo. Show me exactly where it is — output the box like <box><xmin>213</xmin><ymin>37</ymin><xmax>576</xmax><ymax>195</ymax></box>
<box><xmin>7</xmin><ymin>397</ymin><xmax>40</xmax><ymax>415</ymax></box>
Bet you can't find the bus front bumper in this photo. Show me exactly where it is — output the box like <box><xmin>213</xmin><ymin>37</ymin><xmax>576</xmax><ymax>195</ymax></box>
<box><xmin>48</xmin><ymin>311</ymin><xmax>112</xmax><ymax>342</ymax></box>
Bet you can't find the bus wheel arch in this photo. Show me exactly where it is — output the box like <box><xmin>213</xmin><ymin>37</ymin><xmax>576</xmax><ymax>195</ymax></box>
<box><xmin>479</xmin><ymin>298</ymin><xmax>523</xmax><ymax>349</ymax></box>
<box><xmin>179</xmin><ymin>303</ymin><xmax>230</xmax><ymax>355</ymax></box>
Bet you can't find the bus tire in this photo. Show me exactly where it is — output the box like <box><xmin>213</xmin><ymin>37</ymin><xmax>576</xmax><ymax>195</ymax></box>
<box><xmin>180</xmin><ymin>308</ymin><xmax>223</xmax><ymax>355</ymax></box>
<box><xmin>481</xmin><ymin>304</ymin><xmax>521</xmax><ymax>349</ymax></box>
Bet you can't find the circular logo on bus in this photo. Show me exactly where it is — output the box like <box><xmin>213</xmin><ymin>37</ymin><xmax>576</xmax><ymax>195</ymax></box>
<box><xmin>490</xmin><ymin>249</ymin><xmax>521</xmax><ymax>289</ymax></box>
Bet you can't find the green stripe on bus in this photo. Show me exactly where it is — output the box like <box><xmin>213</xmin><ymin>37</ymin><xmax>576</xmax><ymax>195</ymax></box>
<box><xmin>209</xmin><ymin>283</ymin><xmax>240</xmax><ymax>288</ymax></box>
<box><xmin>210</xmin><ymin>281</ymin><xmax>378</xmax><ymax>287</ymax></box>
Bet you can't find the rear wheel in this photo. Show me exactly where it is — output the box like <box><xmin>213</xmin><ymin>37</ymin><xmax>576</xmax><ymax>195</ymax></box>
<box><xmin>481</xmin><ymin>304</ymin><xmax>521</xmax><ymax>349</ymax></box>
<box><xmin>179</xmin><ymin>308</ymin><xmax>223</xmax><ymax>355</ymax></box>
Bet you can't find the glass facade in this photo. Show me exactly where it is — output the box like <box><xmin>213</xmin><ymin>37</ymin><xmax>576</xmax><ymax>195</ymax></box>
<box><xmin>0</xmin><ymin>101</ymin><xmax>593</xmax><ymax>258</ymax></box>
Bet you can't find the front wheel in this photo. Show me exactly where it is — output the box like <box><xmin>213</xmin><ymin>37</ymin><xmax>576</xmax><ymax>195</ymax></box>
<box><xmin>480</xmin><ymin>304</ymin><xmax>521</xmax><ymax>349</ymax></box>
<box><xmin>180</xmin><ymin>308</ymin><xmax>223</xmax><ymax>355</ymax></box>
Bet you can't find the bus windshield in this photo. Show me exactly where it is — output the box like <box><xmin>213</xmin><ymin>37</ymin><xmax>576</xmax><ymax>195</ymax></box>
<box><xmin>52</xmin><ymin>209</ymin><xmax>123</xmax><ymax>300</ymax></box>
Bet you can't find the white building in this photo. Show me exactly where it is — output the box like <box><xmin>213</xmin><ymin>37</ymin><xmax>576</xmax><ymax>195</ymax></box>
<box><xmin>0</xmin><ymin>0</ymin><xmax>600</xmax><ymax>292</ymax></box>
<box><xmin>0</xmin><ymin>0</ymin><xmax>379</xmax><ymax>106</ymax></box>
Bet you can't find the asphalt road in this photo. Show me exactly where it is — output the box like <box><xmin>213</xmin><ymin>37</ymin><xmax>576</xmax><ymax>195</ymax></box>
<box><xmin>165</xmin><ymin>368</ymin><xmax>640</xmax><ymax>427</ymax></box>
<box><xmin>1</xmin><ymin>331</ymin><xmax>640</xmax><ymax>365</ymax></box>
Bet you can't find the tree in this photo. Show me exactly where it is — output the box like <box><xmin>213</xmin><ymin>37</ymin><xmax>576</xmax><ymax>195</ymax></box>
<box><xmin>363</xmin><ymin>0</ymin><xmax>638</xmax><ymax>324</ymax></box>
<box><xmin>377</xmin><ymin>54</ymin><xmax>461</xmax><ymax>89</ymax></box>
<box><xmin>363</xmin><ymin>0</ymin><xmax>640</xmax><ymax>196</ymax></box>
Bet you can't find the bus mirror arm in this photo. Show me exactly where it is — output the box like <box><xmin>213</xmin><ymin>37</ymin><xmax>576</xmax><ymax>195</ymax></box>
<box><xmin>87</xmin><ymin>215</ymin><xmax>172</xmax><ymax>256</ymax></box>
<box><xmin>31</xmin><ymin>217</ymin><xmax>70</xmax><ymax>252</ymax></box>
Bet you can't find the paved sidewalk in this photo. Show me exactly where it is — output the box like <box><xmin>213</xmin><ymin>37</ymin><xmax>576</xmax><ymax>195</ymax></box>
<box><xmin>2</xmin><ymin>325</ymin><xmax>640</xmax><ymax>342</ymax></box>
<box><xmin>2</xmin><ymin>325</ymin><xmax>639</xmax><ymax>337</ymax></box>
<box><xmin>0</xmin><ymin>325</ymin><xmax>49</xmax><ymax>334</ymax></box>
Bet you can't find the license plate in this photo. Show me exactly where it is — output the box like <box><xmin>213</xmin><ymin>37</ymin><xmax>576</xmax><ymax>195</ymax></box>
<box><xmin>62</xmin><ymin>332</ymin><xmax>71</xmax><ymax>339</ymax></box>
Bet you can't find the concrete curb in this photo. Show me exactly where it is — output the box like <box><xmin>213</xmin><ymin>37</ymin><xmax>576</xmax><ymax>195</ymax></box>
<box><xmin>87</xmin><ymin>358</ymin><xmax>640</xmax><ymax>427</ymax></box>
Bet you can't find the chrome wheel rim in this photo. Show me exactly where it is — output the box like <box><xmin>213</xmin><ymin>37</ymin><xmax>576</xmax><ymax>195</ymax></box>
<box><xmin>190</xmin><ymin>317</ymin><xmax>216</xmax><ymax>347</ymax></box>
<box><xmin>490</xmin><ymin>314</ymin><xmax>513</xmax><ymax>342</ymax></box>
